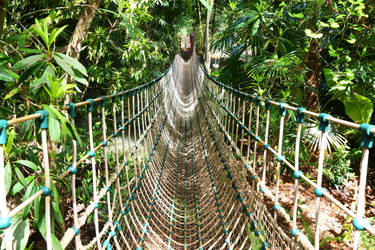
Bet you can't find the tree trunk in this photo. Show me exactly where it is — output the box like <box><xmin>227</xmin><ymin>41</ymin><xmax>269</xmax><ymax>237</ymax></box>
<box><xmin>66</xmin><ymin>0</ymin><xmax>101</xmax><ymax>59</ymax></box>
<box><xmin>196</xmin><ymin>0</ymin><xmax>204</xmax><ymax>55</ymax></box>
<box><xmin>64</xmin><ymin>0</ymin><xmax>101</xmax><ymax>105</ymax></box>
<box><xmin>204</xmin><ymin>0</ymin><xmax>214</xmax><ymax>73</ymax></box>
<box><xmin>304</xmin><ymin>39</ymin><xmax>320</xmax><ymax>112</ymax></box>
<box><xmin>0</xmin><ymin>0</ymin><xmax>8</xmax><ymax>36</ymax></box>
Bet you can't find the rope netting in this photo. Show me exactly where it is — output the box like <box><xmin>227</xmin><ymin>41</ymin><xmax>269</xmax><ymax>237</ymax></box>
<box><xmin>0</xmin><ymin>49</ymin><xmax>374</xmax><ymax>250</ymax></box>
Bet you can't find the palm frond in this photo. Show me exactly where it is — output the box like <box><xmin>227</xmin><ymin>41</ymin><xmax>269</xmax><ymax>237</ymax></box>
<box><xmin>303</xmin><ymin>118</ymin><xmax>348</xmax><ymax>155</ymax></box>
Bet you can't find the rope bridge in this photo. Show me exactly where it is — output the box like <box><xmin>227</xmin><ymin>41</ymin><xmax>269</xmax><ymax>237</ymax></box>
<box><xmin>0</xmin><ymin>50</ymin><xmax>374</xmax><ymax>250</ymax></box>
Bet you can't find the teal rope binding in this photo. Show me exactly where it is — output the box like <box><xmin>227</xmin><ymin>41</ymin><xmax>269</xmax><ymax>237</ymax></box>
<box><xmin>353</xmin><ymin>218</ymin><xmax>368</xmax><ymax>230</ymax></box>
<box><xmin>318</xmin><ymin>113</ymin><xmax>331</xmax><ymax>132</ymax></box>
<box><xmin>359</xmin><ymin>123</ymin><xmax>375</xmax><ymax>148</ymax></box>
<box><xmin>35</xmin><ymin>110</ymin><xmax>48</xmax><ymax>129</ymax></box>
<box><xmin>276</xmin><ymin>155</ymin><xmax>285</xmax><ymax>162</ymax></box>
<box><xmin>256</xmin><ymin>95</ymin><xmax>261</xmax><ymax>106</ymax></box>
<box><xmin>87</xmin><ymin>99</ymin><xmax>94</xmax><ymax>112</ymax></box>
<box><xmin>0</xmin><ymin>217</ymin><xmax>11</xmax><ymax>230</ymax></box>
<box><xmin>296</xmin><ymin>107</ymin><xmax>306</xmax><ymax>123</ymax></box>
<box><xmin>40</xmin><ymin>186</ymin><xmax>51</xmax><ymax>196</ymax></box>
<box><xmin>314</xmin><ymin>187</ymin><xmax>327</xmax><ymax>197</ymax></box>
<box><xmin>87</xmin><ymin>150</ymin><xmax>96</xmax><ymax>158</ymax></box>
<box><xmin>273</xmin><ymin>204</ymin><xmax>281</xmax><ymax>211</ymax></box>
<box><xmin>291</xmin><ymin>228</ymin><xmax>300</xmax><ymax>237</ymax></box>
<box><xmin>72</xmin><ymin>227</ymin><xmax>80</xmax><ymax>235</ymax></box>
<box><xmin>68</xmin><ymin>166</ymin><xmax>78</xmax><ymax>174</ymax></box>
<box><xmin>101</xmin><ymin>96</ymin><xmax>107</xmax><ymax>107</ymax></box>
<box><xmin>0</xmin><ymin>119</ymin><xmax>9</xmax><ymax>145</ymax></box>
<box><xmin>293</xmin><ymin>171</ymin><xmax>304</xmax><ymax>179</ymax></box>
<box><xmin>66</xmin><ymin>103</ymin><xmax>76</xmax><ymax>118</ymax></box>
<box><xmin>279</xmin><ymin>102</ymin><xmax>286</xmax><ymax>117</ymax></box>
<box><xmin>261</xmin><ymin>241</ymin><xmax>268</xmax><ymax>250</ymax></box>
<box><xmin>265</xmin><ymin>98</ymin><xmax>271</xmax><ymax>110</ymax></box>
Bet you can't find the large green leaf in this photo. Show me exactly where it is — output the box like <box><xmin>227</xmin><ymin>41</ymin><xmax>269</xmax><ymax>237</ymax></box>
<box><xmin>22</xmin><ymin>180</ymin><xmax>35</xmax><ymax>218</ymax></box>
<box><xmin>55</xmin><ymin>52</ymin><xmax>87</xmax><ymax>76</ymax></box>
<box><xmin>344</xmin><ymin>93</ymin><xmax>373</xmax><ymax>124</ymax></box>
<box><xmin>199</xmin><ymin>0</ymin><xmax>212</xmax><ymax>11</ymax></box>
<box><xmin>37</xmin><ymin>216</ymin><xmax>63</xmax><ymax>250</ymax></box>
<box><xmin>13</xmin><ymin>54</ymin><xmax>45</xmax><ymax>70</ymax></box>
<box><xmin>51</xmin><ymin>184</ymin><xmax>63</xmax><ymax>225</ymax></box>
<box><xmin>323</xmin><ymin>68</ymin><xmax>335</xmax><ymax>87</ymax></box>
<box><xmin>4</xmin><ymin>163</ymin><xmax>12</xmax><ymax>196</ymax></box>
<box><xmin>19</xmin><ymin>61</ymin><xmax>45</xmax><ymax>83</ymax></box>
<box><xmin>289</xmin><ymin>12</ymin><xmax>304</xmax><ymax>18</ymax></box>
<box><xmin>4</xmin><ymin>88</ymin><xmax>21</xmax><ymax>100</ymax></box>
<box><xmin>11</xmin><ymin>182</ymin><xmax>24</xmax><ymax>195</ymax></box>
<box><xmin>15</xmin><ymin>160</ymin><xmax>39</xmax><ymax>171</ymax></box>
<box><xmin>14</xmin><ymin>167</ymin><xmax>26</xmax><ymax>186</ymax></box>
<box><xmin>72</xmin><ymin>69</ymin><xmax>88</xmax><ymax>86</ymax></box>
<box><xmin>0</xmin><ymin>67</ymin><xmax>19</xmax><ymax>82</ymax></box>
<box><xmin>53</xmin><ymin>54</ymin><xmax>75</xmax><ymax>78</ymax></box>
<box><xmin>5</xmin><ymin>127</ymin><xmax>15</xmax><ymax>155</ymax></box>
<box><xmin>42</xmin><ymin>104</ymin><xmax>81</xmax><ymax>144</ymax></box>
<box><xmin>33</xmin><ymin>19</ymin><xmax>49</xmax><ymax>48</ymax></box>
<box><xmin>13</xmin><ymin>219</ymin><xmax>30</xmax><ymax>250</ymax></box>
<box><xmin>252</xmin><ymin>19</ymin><xmax>260</xmax><ymax>36</ymax></box>
<box><xmin>48</xmin><ymin>26</ymin><xmax>67</xmax><ymax>49</ymax></box>
<box><xmin>51</xmin><ymin>234</ymin><xmax>63</xmax><ymax>250</ymax></box>
<box><xmin>48</xmin><ymin>116</ymin><xmax>61</xmax><ymax>143</ymax></box>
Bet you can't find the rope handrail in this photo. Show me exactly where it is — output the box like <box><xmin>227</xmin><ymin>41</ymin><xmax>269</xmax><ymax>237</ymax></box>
<box><xmin>6</xmin><ymin>75</ymin><xmax>171</xmax><ymax>220</ymax></box>
<box><xmin>2</xmin><ymin>63</ymin><xmax>172</xmax><ymax>126</ymax></box>
<box><xmin>199</xmin><ymin>63</ymin><xmax>375</xmax><ymax>134</ymax></box>
<box><xmin>199</xmin><ymin>62</ymin><xmax>374</xmax><ymax>249</ymax></box>
<box><xmin>203</xmin><ymin>78</ymin><xmax>375</xmax><ymax>238</ymax></box>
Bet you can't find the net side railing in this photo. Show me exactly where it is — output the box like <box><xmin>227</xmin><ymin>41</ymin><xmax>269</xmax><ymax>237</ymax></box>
<box><xmin>0</xmin><ymin>57</ymin><xmax>175</xmax><ymax>250</ymax></box>
<box><xmin>199</xmin><ymin>63</ymin><xmax>375</xmax><ymax>250</ymax></box>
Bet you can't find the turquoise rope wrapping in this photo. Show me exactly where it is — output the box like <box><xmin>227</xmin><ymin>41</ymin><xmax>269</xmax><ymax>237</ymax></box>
<box><xmin>0</xmin><ymin>119</ymin><xmax>9</xmax><ymax>145</ymax></box>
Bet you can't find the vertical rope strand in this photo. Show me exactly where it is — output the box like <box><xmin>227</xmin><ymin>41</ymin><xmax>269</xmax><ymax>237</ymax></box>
<box><xmin>41</xmin><ymin>122</ymin><xmax>52</xmax><ymax>250</ymax></box>
<box><xmin>87</xmin><ymin>101</ymin><xmax>101</xmax><ymax>250</ymax></box>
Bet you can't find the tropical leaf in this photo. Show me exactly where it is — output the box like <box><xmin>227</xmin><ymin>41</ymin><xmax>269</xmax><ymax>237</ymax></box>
<box><xmin>4</xmin><ymin>88</ymin><xmax>21</xmax><ymax>100</ymax></box>
<box><xmin>13</xmin><ymin>219</ymin><xmax>30</xmax><ymax>250</ymax></box>
<box><xmin>0</xmin><ymin>67</ymin><xmax>19</xmax><ymax>82</ymax></box>
<box><xmin>55</xmin><ymin>52</ymin><xmax>88</xmax><ymax>76</ymax></box>
<box><xmin>13</xmin><ymin>54</ymin><xmax>46</xmax><ymax>71</ymax></box>
<box><xmin>199</xmin><ymin>0</ymin><xmax>212</xmax><ymax>11</ymax></box>
<box><xmin>344</xmin><ymin>93</ymin><xmax>373</xmax><ymax>124</ymax></box>
<box><xmin>15</xmin><ymin>160</ymin><xmax>39</xmax><ymax>171</ymax></box>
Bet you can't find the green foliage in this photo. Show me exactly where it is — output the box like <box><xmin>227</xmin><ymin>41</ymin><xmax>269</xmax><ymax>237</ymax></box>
<box><xmin>212</xmin><ymin>0</ymin><xmax>375</xmax><ymax>125</ymax></box>
<box><xmin>324</xmin><ymin>146</ymin><xmax>357</xmax><ymax>189</ymax></box>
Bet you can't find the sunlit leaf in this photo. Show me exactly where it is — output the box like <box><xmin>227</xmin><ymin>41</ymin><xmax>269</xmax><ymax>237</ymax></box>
<box><xmin>305</xmin><ymin>29</ymin><xmax>323</xmax><ymax>39</ymax></box>
<box><xmin>0</xmin><ymin>67</ymin><xmax>19</xmax><ymax>82</ymax></box>
<box><xmin>289</xmin><ymin>12</ymin><xmax>304</xmax><ymax>18</ymax></box>
<box><xmin>4</xmin><ymin>88</ymin><xmax>21</xmax><ymax>100</ymax></box>
<box><xmin>15</xmin><ymin>160</ymin><xmax>39</xmax><ymax>171</ymax></box>
<box><xmin>53</xmin><ymin>54</ymin><xmax>75</xmax><ymax>77</ymax></box>
<box><xmin>4</xmin><ymin>163</ymin><xmax>12</xmax><ymax>196</ymax></box>
<box><xmin>13</xmin><ymin>219</ymin><xmax>30</xmax><ymax>250</ymax></box>
<box><xmin>13</xmin><ymin>54</ymin><xmax>45</xmax><ymax>70</ymax></box>
<box><xmin>55</xmin><ymin>52</ymin><xmax>88</xmax><ymax>76</ymax></box>
<box><xmin>344</xmin><ymin>93</ymin><xmax>373</xmax><ymax>124</ymax></box>
<box><xmin>199</xmin><ymin>0</ymin><xmax>212</xmax><ymax>11</ymax></box>
<box><xmin>48</xmin><ymin>116</ymin><xmax>61</xmax><ymax>143</ymax></box>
